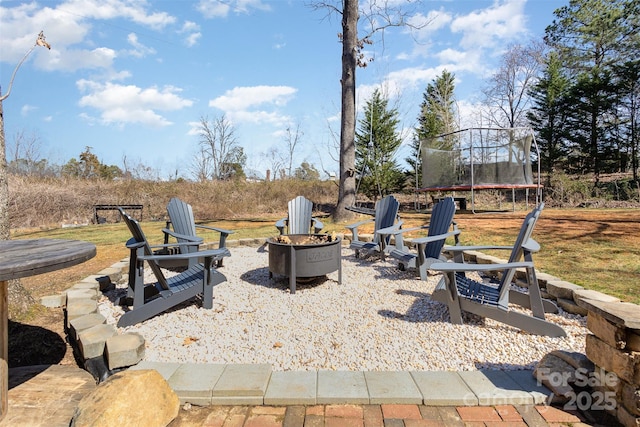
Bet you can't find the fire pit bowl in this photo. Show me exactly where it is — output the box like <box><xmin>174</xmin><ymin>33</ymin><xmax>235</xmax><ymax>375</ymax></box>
<box><xmin>267</xmin><ymin>234</ymin><xmax>342</xmax><ymax>294</ymax></box>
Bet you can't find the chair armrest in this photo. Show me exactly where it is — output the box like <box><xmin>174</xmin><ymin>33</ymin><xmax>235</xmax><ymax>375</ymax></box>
<box><xmin>275</xmin><ymin>218</ymin><xmax>287</xmax><ymax>234</ymax></box>
<box><xmin>147</xmin><ymin>241</ymin><xmax>203</xmax><ymax>251</ymax></box>
<box><xmin>386</xmin><ymin>225</ymin><xmax>428</xmax><ymax>236</ymax></box>
<box><xmin>161</xmin><ymin>229</ymin><xmax>204</xmax><ymax>244</ymax></box>
<box><xmin>345</xmin><ymin>218</ymin><xmax>374</xmax><ymax>241</ymax></box>
<box><xmin>412</xmin><ymin>229</ymin><xmax>461</xmax><ymax>246</ymax></box>
<box><xmin>523</xmin><ymin>239</ymin><xmax>540</xmax><ymax>253</ymax></box>
<box><xmin>345</xmin><ymin>218</ymin><xmax>373</xmax><ymax>230</ymax></box>
<box><xmin>430</xmin><ymin>260</ymin><xmax>533</xmax><ymax>273</ymax></box>
<box><xmin>126</xmin><ymin>238</ymin><xmax>203</xmax><ymax>252</ymax></box>
<box><xmin>139</xmin><ymin>247</ymin><xmax>230</xmax><ymax>263</ymax></box>
<box><xmin>195</xmin><ymin>224</ymin><xmax>235</xmax><ymax>236</ymax></box>
<box><xmin>195</xmin><ymin>224</ymin><xmax>234</xmax><ymax>248</ymax></box>
<box><xmin>376</xmin><ymin>223</ymin><xmax>408</xmax><ymax>236</ymax></box>
<box><xmin>312</xmin><ymin>217</ymin><xmax>324</xmax><ymax>233</ymax></box>
<box><xmin>443</xmin><ymin>245</ymin><xmax>514</xmax><ymax>253</ymax></box>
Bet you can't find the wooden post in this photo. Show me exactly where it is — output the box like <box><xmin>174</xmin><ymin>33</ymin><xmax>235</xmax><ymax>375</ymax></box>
<box><xmin>1</xmin><ymin>280</ymin><xmax>8</xmax><ymax>421</ymax></box>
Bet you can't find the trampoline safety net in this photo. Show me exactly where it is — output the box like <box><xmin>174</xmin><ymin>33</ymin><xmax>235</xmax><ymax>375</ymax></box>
<box><xmin>420</xmin><ymin>127</ymin><xmax>538</xmax><ymax>189</ymax></box>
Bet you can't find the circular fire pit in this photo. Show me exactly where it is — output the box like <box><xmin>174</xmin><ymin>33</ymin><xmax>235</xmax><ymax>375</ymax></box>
<box><xmin>267</xmin><ymin>234</ymin><xmax>342</xmax><ymax>294</ymax></box>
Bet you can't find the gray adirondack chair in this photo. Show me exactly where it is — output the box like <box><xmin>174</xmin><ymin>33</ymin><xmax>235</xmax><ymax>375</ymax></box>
<box><xmin>430</xmin><ymin>203</ymin><xmax>566</xmax><ymax>337</ymax></box>
<box><xmin>117</xmin><ymin>207</ymin><xmax>228</xmax><ymax>327</ymax></box>
<box><xmin>162</xmin><ymin>197</ymin><xmax>233</xmax><ymax>269</ymax></box>
<box><xmin>379</xmin><ymin>197</ymin><xmax>460</xmax><ymax>280</ymax></box>
<box><xmin>346</xmin><ymin>195</ymin><xmax>402</xmax><ymax>259</ymax></box>
<box><xmin>275</xmin><ymin>196</ymin><xmax>324</xmax><ymax>235</ymax></box>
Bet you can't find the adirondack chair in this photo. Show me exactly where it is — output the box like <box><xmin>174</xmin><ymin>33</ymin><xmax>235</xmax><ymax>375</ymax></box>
<box><xmin>378</xmin><ymin>197</ymin><xmax>460</xmax><ymax>280</ymax></box>
<box><xmin>117</xmin><ymin>207</ymin><xmax>228</xmax><ymax>327</ymax></box>
<box><xmin>162</xmin><ymin>197</ymin><xmax>233</xmax><ymax>269</ymax></box>
<box><xmin>430</xmin><ymin>203</ymin><xmax>566</xmax><ymax>337</ymax></box>
<box><xmin>345</xmin><ymin>195</ymin><xmax>402</xmax><ymax>259</ymax></box>
<box><xmin>275</xmin><ymin>195</ymin><xmax>324</xmax><ymax>235</ymax></box>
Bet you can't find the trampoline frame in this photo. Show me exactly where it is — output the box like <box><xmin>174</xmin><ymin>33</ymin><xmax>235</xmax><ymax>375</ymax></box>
<box><xmin>415</xmin><ymin>127</ymin><xmax>542</xmax><ymax>213</ymax></box>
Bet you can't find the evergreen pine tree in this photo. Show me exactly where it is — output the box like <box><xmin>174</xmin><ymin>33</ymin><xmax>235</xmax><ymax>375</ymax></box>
<box><xmin>527</xmin><ymin>51</ymin><xmax>573</xmax><ymax>181</ymax></box>
<box><xmin>407</xmin><ymin>70</ymin><xmax>457</xmax><ymax>189</ymax></box>
<box><xmin>355</xmin><ymin>88</ymin><xmax>405</xmax><ymax>200</ymax></box>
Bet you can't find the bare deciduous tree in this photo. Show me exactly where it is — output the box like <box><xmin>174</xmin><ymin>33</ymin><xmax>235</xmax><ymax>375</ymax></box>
<box><xmin>284</xmin><ymin>121</ymin><xmax>304</xmax><ymax>177</ymax></box>
<box><xmin>190</xmin><ymin>146</ymin><xmax>212</xmax><ymax>182</ymax></box>
<box><xmin>121</xmin><ymin>154</ymin><xmax>160</xmax><ymax>180</ymax></box>
<box><xmin>264</xmin><ymin>146</ymin><xmax>285</xmax><ymax>181</ymax></box>
<box><xmin>6</xmin><ymin>129</ymin><xmax>54</xmax><ymax>176</ymax></box>
<box><xmin>195</xmin><ymin>114</ymin><xmax>241</xmax><ymax>180</ymax></box>
<box><xmin>8</xmin><ymin>130</ymin><xmax>42</xmax><ymax>165</ymax></box>
<box><xmin>482</xmin><ymin>41</ymin><xmax>545</xmax><ymax>128</ymax></box>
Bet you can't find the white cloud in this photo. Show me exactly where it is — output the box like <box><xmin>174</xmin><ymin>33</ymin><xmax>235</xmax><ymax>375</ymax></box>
<box><xmin>20</xmin><ymin>105</ymin><xmax>38</xmax><ymax>116</ymax></box>
<box><xmin>184</xmin><ymin>32</ymin><xmax>202</xmax><ymax>47</ymax></box>
<box><xmin>125</xmin><ymin>33</ymin><xmax>157</xmax><ymax>58</ymax></box>
<box><xmin>228</xmin><ymin>110</ymin><xmax>291</xmax><ymax>126</ymax></box>
<box><xmin>0</xmin><ymin>0</ymin><xmax>173</xmax><ymax>71</ymax></box>
<box><xmin>386</xmin><ymin>67</ymin><xmax>441</xmax><ymax>90</ymax></box>
<box><xmin>181</xmin><ymin>21</ymin><xmax>200</xmax><ymax>32</ymax></box>
<box><xmin>209</xmin><ymin>85</ymin><xmax>297</xmax><ymax>111</ymax></box>
<box><xmin>451</xmin><ymin>0</ymin><xmax>528</xmax><ymax>50</ymax></box>
<box><xmin>196</xmin><ymin>0</ymin><xmax>271</xmax><ymax>18</ymax></box>
<box><xmin>208</xmin><ymin>85</ymin><xmax>296</xmax><ymax>126</ymax></box>
<box><xmin>37</xmin><ymin>46</ymin><xmax>117</xmax><ymax>72</ymax></box>
<box><xmin>77</xmin><ymin>80</ymin><xmax>193</xmax><ymax>127</ymax></box>
<box><xmin>186</xmin><ymin>121</ymin><xmax>201</xmax><ymax>136</ymax></box>
<box><xmin>389</xmin><ymin>0</ymin><xmax>529</xmax><ymax>106</ymax></box>
<box><xmin>179</xmin><ymin>21</ymin><xmax>201</xmax><ymax>47</ymax></box>
<box><xmin>196</xmin><ymin>0</ymin><xmax>231</xmax><ymax>18</ymax></box>
<box><xmin>62</xmin><ymin>0</ymin><xmax>175</xmax><ymax>30</ymax></box>
<box><xmin>409</xmin><ymin>9</ymin><xmax>453</xmax><ymax>41</ymax></box>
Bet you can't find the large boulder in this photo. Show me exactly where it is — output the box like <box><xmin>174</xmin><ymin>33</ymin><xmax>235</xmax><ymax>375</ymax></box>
<box><xmin>70</xmin><ymin>369</ymin><xmax>179</xmax><ymax>427</ymax></box>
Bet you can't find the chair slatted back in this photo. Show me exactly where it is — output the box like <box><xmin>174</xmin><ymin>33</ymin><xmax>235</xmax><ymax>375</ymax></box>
<box><xmin>287</xmin><ymin>196</ymin><xmax>315</xmax><ymax>234</ymax></box>
<box><xmin>166</xmin><ymin>197</ymin><xmax>198</xmax><ymax>254</ymax></box>
<box><xmin>423</xmin><ymin>197</ymin><xmax>456</xmax><ymax>259</ymax></box>
<box><xmin>374</xmin><ymin>195</ymin><xmax>400</xmax><ymax>245</ymax></box>
<box><xmin>118</xmin><ymin>207</ymin><xmax>169</xmax><ymax>290</ymax></box>
<box><xmin>496</xmin><ymin>203</ymin><xmax>544</xmax><ymax>307</ymax></box>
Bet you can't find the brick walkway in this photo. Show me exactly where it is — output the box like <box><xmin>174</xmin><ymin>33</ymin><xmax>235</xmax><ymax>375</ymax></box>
<box><xmin>169</xmin><ymin>403</ymin><xmax>592</xmax><ymax>426</ymax></box>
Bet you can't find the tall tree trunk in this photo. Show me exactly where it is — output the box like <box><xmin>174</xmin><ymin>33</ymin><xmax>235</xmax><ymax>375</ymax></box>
<box><xmin>334</xmin><ymin>0</ymin><xmax>358</xmax><ymax>222</ymax></box>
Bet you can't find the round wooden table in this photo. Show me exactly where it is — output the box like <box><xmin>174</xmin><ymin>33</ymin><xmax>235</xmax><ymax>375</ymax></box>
<box><xmin>0</xmin><ymin>239</ymin><xmax>96</xmax><ymax>421</ymax></box>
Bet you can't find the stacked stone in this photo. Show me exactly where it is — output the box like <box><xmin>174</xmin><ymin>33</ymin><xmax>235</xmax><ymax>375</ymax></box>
<box><xmin>576</xmin><ymin>298</ymin><xmax>640</xmax><ymax>427</ymax></box>
<box><xmin>40</xmin><ymin>259</ymin><xmax>146</xmax><ymax>379</ymax></box>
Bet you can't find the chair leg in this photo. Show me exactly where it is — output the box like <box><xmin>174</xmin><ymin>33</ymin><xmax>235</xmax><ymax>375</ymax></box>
<box><xmin>526</xmin><ymin>267</ymin><xmax>546</xmax><ymax>318</ymax></box>
<box><xmin>418</xmin><ymin>264</ymin><xmax>428</xmax><ymax>281</ymax></box>
<box><xmin>203</xmin><ymin>267</ymin><xmax>226</xmax><ymax>310</ymax></box>
<box><xmin>433</xmin><ymin>273</ymin><xmax>463</xmax><ymax>324</ymax></box>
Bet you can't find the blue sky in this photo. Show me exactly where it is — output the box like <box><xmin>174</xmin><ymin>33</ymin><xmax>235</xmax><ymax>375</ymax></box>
<box><xmin>0</xmin><ymin>0</ymin><xmax>566</xmax><ymax>179</ymax></box>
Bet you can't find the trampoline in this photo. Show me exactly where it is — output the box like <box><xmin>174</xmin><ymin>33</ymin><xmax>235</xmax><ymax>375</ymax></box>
<box><xmin>415</xmin><ymin>127</ymin><xmax>542</xmax><ymax>212</ymax></box>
